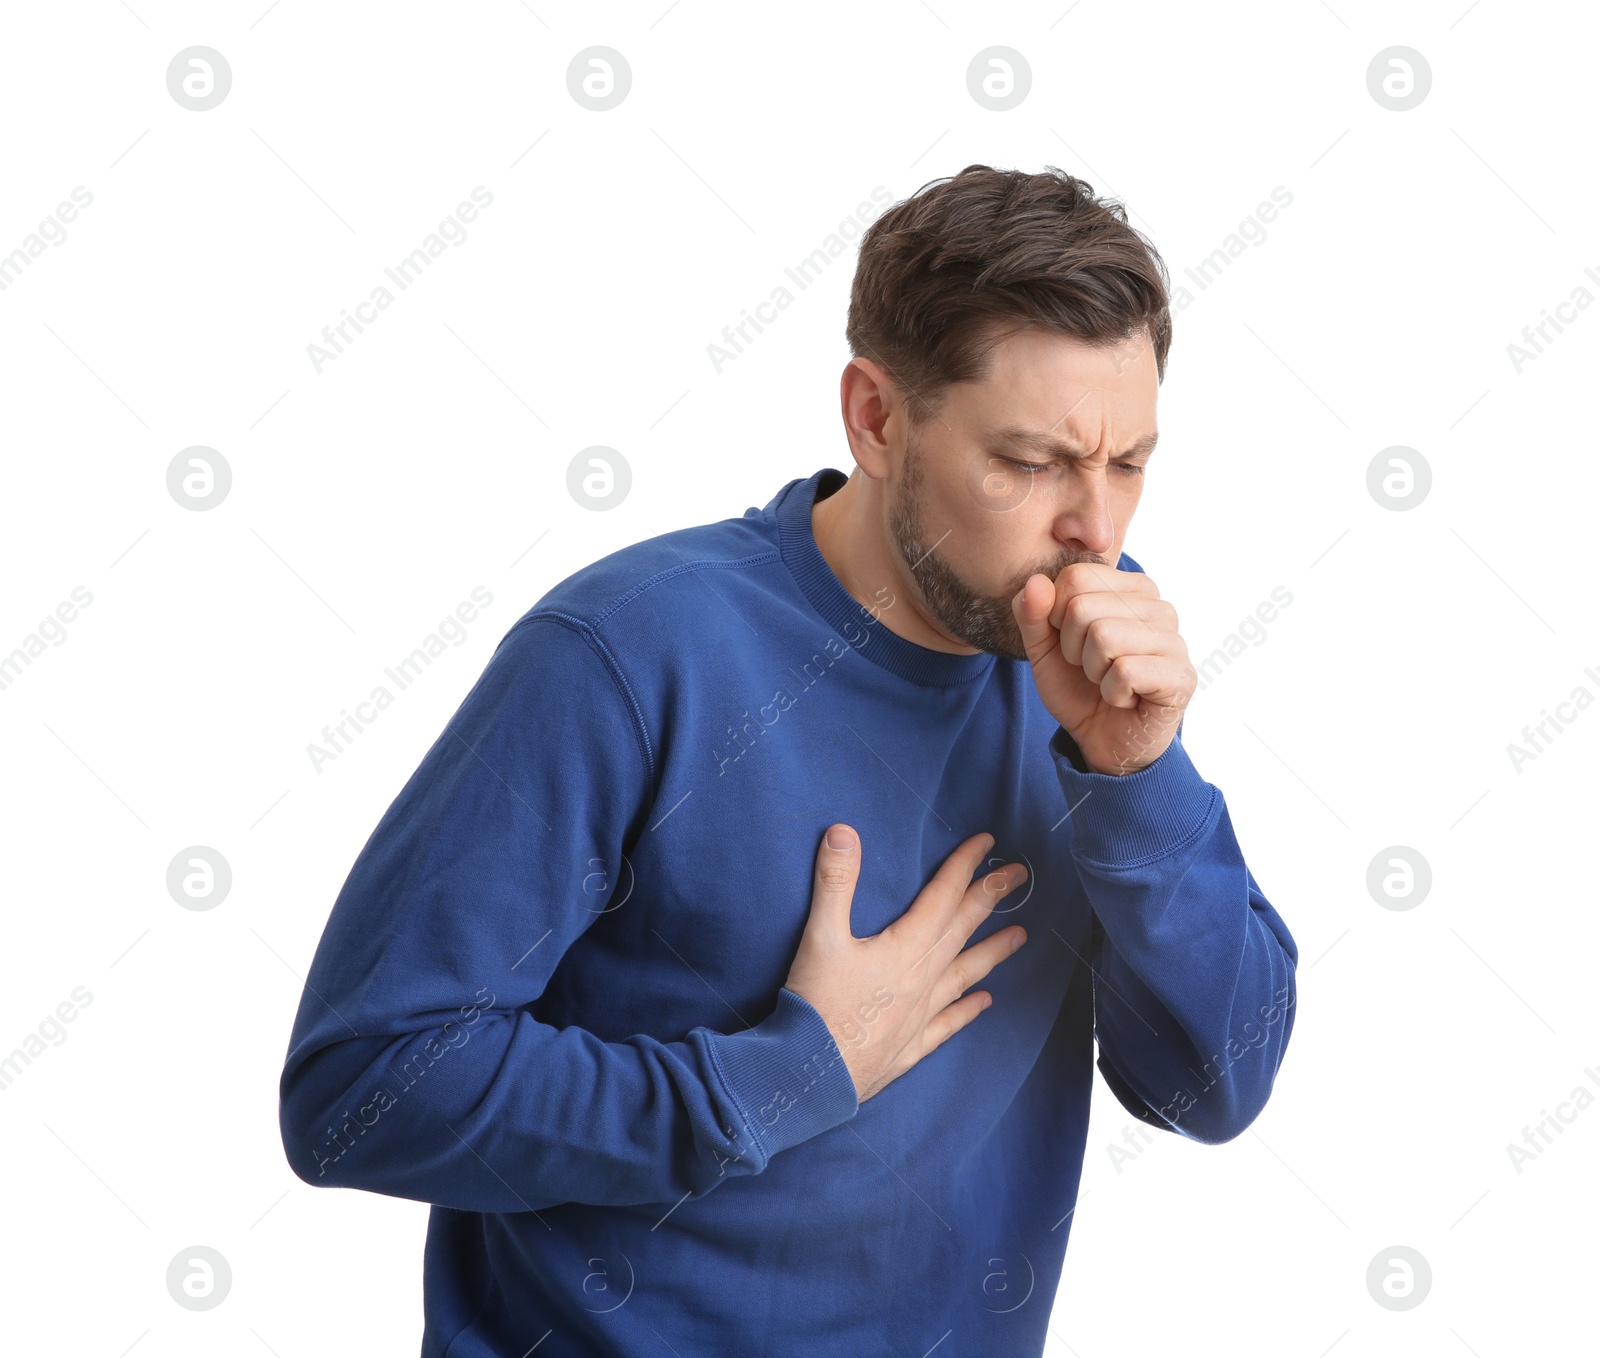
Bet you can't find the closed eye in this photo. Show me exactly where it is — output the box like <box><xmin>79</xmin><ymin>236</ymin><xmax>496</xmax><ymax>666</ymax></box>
<box><xmin>1001</xmin><ymin>457</ymin><xmax>1144</xmax><ymax>477</ymax></box>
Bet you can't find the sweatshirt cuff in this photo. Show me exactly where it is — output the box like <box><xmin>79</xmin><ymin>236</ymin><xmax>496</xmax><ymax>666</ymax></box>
<box><xmin>703</xmin><ymin>986</ymin><xmax>860</xmax><ymax>1167</ymax></box>
<box><xmin>1050</xmin><ymin>725</ymin><xmax>1218</xmax><ymax>867</ymax></box>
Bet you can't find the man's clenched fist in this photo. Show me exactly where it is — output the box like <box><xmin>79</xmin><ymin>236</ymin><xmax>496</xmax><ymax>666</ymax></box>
<box><xmin>1012</xmin><ymin>561</ymin><xmax>1196</xmax><ymax>776</ymax></box>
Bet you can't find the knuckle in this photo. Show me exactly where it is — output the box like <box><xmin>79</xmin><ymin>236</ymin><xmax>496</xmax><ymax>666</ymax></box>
<box><xmin>816</xmin><ymin>863</ymin><xmax>855</xmax><ymax>892</ymax></box>
<box><xmin>951</xmin><ymin>902</ymin><xmax>978</xmax><ymax>940</ymax></box>
<box><xmin>978</xmin><ymin>870</ymin><xmax>1009</xmax><ymax>903</ymax></box>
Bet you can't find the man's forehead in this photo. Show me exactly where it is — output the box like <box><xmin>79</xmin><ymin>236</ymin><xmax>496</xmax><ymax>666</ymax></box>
<box><xmin>988</xmin><ymin>382</ymin><xmax>1159</xmax><ymax>459</ymax></box>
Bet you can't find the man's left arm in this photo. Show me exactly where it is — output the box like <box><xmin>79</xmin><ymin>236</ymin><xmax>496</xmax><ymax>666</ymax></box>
<box><xmin>1050</xmin><ymin>722</ymin><xmax>1298</xmax><ymax>1144</ymax></box>
<box><xmin>1013</xmin><ymin>560</ymin><xmax>1298</xmax><ymax>1144</ymax></box>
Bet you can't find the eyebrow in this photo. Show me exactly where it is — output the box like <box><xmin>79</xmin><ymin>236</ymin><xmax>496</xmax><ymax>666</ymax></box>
<box><xmin>990</xmin><ymin>428</ymin><xmax>1159</xmax><ymax>463</ymax></box>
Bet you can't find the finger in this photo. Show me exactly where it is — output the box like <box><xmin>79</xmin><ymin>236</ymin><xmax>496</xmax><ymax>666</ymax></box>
<box><xmin>918</xmin><ymin>989</ymin><xmax>994</xmax><ymax>1058</ymax></box>
<box><xmin>1010</xmin><ymin>573</ymin><xmax>1058</xmax><ymax>667</ymax></box>
<box><xmin>1059</xmin><ymin>592</ymin><xmax>1175</xmax><ymax>667</ymax></box>
<box><xmin>924</xmin><ymin>860</ymin><xmax>1028</xmax><ymax>977</ymax></box>
<box><xmin>956</xmin><ymin>860</ymin><xmax>1027</xmax><ymax>941</ymax></box>
<box><xmin>893</xmin><ymin>831</ymin><xmax>996</xmax><ymax>949</ymax></box>
<box><xmin>936</xmin><ymin>923</ymin><xmax>1028</xmax><ymax>1010</ymax></box>
<box><xmin>1098</xmin><ymin>654</ymin><xmax>1191</xmax><ymax>711</ymax></box>
<box><xmin>1050</xmin><ymin>563</ymin><xmax>1158</xmax><ymax>632</ymax></box>
<box><xmin>1078</xmin><ymin>616</ymin><xmax>1184</xmax><ymax>683</ymax></box>
<box><xmin>807</xmin><ymin>823</ymin><xmax>861</xmax><ymax>936</ymax></box>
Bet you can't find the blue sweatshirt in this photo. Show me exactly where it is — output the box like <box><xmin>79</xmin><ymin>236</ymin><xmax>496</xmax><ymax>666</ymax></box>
<box><xmin>279</xmin><ymin>466</ymin><xmax>1298</xmax><ymax>1357</ymax></box>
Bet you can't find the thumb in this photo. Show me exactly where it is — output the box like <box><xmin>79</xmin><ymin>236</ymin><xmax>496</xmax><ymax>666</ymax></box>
<box><xmin>1012</xmin><ymin>573</ymin><xmax>1059</xmax><ymax>666</ymax></box>
<box><xmin>807</xmin><ymin>823</ymin><xmax>861</xmax><ymax>936</ymax></box>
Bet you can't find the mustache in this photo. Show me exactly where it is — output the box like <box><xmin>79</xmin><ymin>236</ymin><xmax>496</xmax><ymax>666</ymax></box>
<box><xmin>1015</xmin><ymin>548</ymin><xmax>1108</xmax><ymax>590</ymax></box>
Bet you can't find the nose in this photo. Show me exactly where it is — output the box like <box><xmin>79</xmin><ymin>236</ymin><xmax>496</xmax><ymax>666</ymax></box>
<box><xmin>1054</xmin><ymin>466</ymin><xmax>1117</xmax><ymax>558</ymax></box>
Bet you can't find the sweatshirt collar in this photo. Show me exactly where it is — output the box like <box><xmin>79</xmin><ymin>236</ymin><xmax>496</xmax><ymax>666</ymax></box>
<box><xmin>774</xmin><ymin>467</ymin><xmax>998</xmax><ymax>689</ymax></box>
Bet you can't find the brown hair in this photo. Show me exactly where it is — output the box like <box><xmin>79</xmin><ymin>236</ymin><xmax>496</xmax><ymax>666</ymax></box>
<box><xmin>845</xmin><ymin>164</ymin><xmax>1172</xmax><ymax>428</ymax></box>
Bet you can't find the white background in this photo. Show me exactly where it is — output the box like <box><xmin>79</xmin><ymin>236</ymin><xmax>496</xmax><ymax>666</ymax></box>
<box><xmin>1</xmin><ymin>2</ymin><xmax>1595</xmax><ymax>1354</ymax></box>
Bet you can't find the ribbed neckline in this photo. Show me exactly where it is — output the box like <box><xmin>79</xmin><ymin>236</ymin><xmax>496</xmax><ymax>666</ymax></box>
<box><xmin>774</xmin><ymin>467</ymin><xmax>998</xmax><ymax>689</ymax></box>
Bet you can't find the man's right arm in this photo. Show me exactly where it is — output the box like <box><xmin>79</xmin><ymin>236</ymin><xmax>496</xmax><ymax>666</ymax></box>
<box><xmin>277</xmin><ymin>614</ymin><xmax>860</xmax><ymax>1215</ymax></box>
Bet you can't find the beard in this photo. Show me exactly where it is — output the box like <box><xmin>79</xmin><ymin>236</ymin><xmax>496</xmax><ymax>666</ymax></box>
<box><xmin>888</xmin><ymin>435</ymin><xmax>1106</xmax><ymax>663</ymax></box>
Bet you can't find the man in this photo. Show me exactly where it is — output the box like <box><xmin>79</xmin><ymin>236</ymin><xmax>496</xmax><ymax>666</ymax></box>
<box><xmin>279</xmin><ymin>163</ymin><xmax>1298</xmax><ymax>1357</ymax></box>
